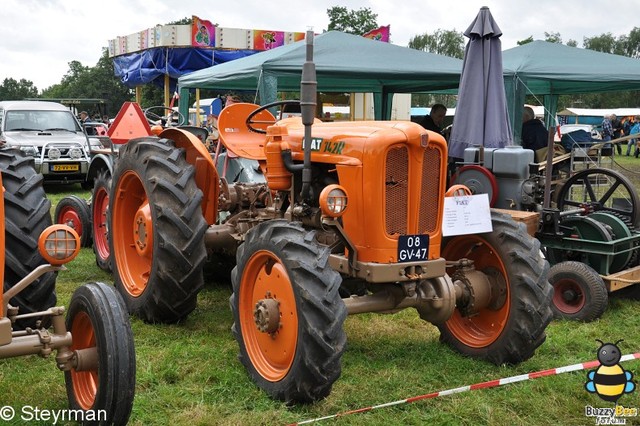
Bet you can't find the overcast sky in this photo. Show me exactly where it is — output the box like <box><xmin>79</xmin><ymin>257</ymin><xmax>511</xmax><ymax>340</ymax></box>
<box><xmin>1</xmin><ymin>0</ymin><xmax>637</xmax><ymax>90</ymax></box>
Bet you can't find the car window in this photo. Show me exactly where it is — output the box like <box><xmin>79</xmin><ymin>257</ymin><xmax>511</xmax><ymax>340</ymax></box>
<box><xmin>5</xmin><ymin>110</ymin><xmax>81</xmax><ymax>132</ymax></box>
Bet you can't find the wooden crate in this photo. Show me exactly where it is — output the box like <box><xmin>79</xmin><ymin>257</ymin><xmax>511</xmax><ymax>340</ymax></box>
<box><xmin>493</xmin><ymin>208</ymin><xmax>540</xmax><ymax>237</ymax></box>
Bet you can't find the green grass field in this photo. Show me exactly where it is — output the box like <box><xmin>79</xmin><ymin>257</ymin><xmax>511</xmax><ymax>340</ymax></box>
<box><xmin>3</xmin><ymin>151</ymin><xmax>640</xmax><ymax>425</ymax></box>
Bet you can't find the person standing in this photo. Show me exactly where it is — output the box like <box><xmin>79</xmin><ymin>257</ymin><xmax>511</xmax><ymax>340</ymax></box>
<box><xmin>629</xmin><ymin>115</ymin><xmax>640</xmax><ymax>158</ymax></box>
<box><xmin>602</xmin><ymin>115</ymin><xmax>614</xmax><ymax>141</ymax></box>
<box><xmin>610</xmin><ymin>113</ymin><xmax>623</xmax><ymax>154</ymax></box>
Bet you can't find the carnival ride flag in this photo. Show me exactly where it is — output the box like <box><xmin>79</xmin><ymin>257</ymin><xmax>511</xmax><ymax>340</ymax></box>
<box><xmin>192</xmin><ymin>16</ymin><xmax>215</xmax><ymax>47</ymax></box>
<box><xmin>362</xmin><ymin>26</ymin><xmax>390</xmax><ymax>43</ymax></box>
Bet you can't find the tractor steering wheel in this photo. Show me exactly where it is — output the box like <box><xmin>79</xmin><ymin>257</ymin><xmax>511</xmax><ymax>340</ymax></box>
<box><xmin>143</xmin><ymin>106</ymin><xmax>186</xmax><ymax>127</ymax></box>
<box><xmin>246</xmin><ymin>100</ymin><xmax>301</xmax><ymax>134</ymax></box>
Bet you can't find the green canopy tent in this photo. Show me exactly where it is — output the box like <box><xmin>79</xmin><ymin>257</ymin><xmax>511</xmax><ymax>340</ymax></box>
<box><xmin>502</xmin><ymin>41</ymin><xmax>640</xmax><ymax>143</ymax></box>
<box><xmin>177</xmin><ymin>31</ymin><xmax>463</xmax><ymax>120</ymax></box>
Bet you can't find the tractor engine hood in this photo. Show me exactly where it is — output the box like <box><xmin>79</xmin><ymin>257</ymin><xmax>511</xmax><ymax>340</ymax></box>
<box><xmin>276</xmin><ymin>118</ymin><xmax>443</xmax><ymax>166</ymax></box>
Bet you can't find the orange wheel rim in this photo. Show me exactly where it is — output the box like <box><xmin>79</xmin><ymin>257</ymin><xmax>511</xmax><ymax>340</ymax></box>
<box><xmin>58</xmin><ymin>206</ymin><xmax>83</xmax><ymax>238</ymax></box>
<box><xmin>92</xmin><ymin>186</ymin><xmax>110</xmax><ymax>259</ymax></box>
<box><xmin>70</xmin><ymin>311</ymin><xmax>97</xmax><ymax>410</ymax></box>
<box><xmin>239</xmin><ymin>250</ymin><xmax>298</xmax><ymax>381</ymax></box>
<box><xmin>112</xmin><ymin>170</ymin><xmax>151</xmax><ymax>297</ymax></box>
<box><xmin>442</xmin><ymin>236</ymin><xmax>511</xmax><ymax>348</ymax></box>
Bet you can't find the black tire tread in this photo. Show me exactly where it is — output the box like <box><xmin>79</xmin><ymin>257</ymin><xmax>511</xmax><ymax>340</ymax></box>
<box><xmin>0</xmin><ymin>148</ymin><xmax>57</xmax><ymax>328</ymax></box>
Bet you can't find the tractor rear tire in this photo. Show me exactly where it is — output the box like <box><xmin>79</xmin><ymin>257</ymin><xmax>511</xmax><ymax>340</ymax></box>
<box><xmin>91</xmin><ymin>169</ymin><xmax>112</xmax><ymax>272</ymax></box>
<box><xmin>548</xmin><ymin>261</ymin><xmax>608</xmax><ymax>322</ymax></box>
<box><xmin>65</xmin><ymin>282</ymin><xmax>136</xmax><ymax>425</ymax></box>
<box><xmin>438</xmin><ymin>210</ymin><xmax>553</xmax><ymax>365</ymax></box>
<box><xmin>55</xmin><ymin>195</ymin><xmax>92</xmax><ymax>248</ymax></box>
<box><xmin>0</xmin><ymin>148</ymin><xmax>57</xmax><ymax>329</ymax></box>
<box><xmin>230</xmin><ymin>220</ymin><xmax>347</xmax><ymax>403</ymax></box>
<box><xmin>110</xmin><ymin>137</ymin><xmax>207</xmax><ymax>323</ymax></box>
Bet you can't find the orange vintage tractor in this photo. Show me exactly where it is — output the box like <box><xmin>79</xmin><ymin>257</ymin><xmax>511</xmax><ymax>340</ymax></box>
<box><xmin>0</xmin><ymin>148</ymin><xmax>135</xmax><ymax>423</ymax></box>
<box><xmin>108</xmin><ymin>32</ymin><xmax>553</xmax><ymax>403</ymax></box>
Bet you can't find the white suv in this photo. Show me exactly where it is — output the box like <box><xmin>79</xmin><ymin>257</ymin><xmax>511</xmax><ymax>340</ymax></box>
<box><xmin>0</xmin><ymin>101</ymin><xmax>91</xmax><ymax>185</ymax></box>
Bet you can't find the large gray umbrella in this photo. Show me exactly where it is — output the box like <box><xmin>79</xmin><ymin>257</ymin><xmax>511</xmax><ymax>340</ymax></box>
<box><xmin>448</xmin><ymin>6</ymin><xmax>513</xmax><ymax>159</ymax></box>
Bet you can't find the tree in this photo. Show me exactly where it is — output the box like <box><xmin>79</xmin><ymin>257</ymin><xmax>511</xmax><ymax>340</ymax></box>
<box><xmin>408</xmin><ymin>29</ymin><xmax>464</xmax><ymax>59</ymax></box>
<box><xmin>326</xmin><ymin>6</ymin><xmax>378</xmax><ymax>35</ymax></box>
<box><xmin>544</xmin><ymin>32</ymin><xmax>563</xmax><ymax>44</ymax></box>
<box><xmin>407</xmin><ymin>29</ymin><xmax>464</xmax><ymax>108</ymax></box>
<box><xmin>583</xmin><ymin>33</ymin><xmax>618</xmax><ymax>54</ymax></box>
<box><xmin>41</xmin><ymin>49</ymin><xmax>132</xmax><ymax>116</ymax></box>
<box><xmin>0</xmin><ymin>78</ymin><xmax>39</xmax><ymax>100</ymax></box>
<box><xmin>620</xmin><ymin>27</ymin><xmax>640</xmax><ymax>59</ymax></box>
<box><xmin>517</xmin><ymin>36</ymin><xmax>534</xmax><ymax>46</ymax></box>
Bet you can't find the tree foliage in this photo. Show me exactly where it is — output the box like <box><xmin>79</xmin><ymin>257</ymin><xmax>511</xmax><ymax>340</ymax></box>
<box><xmin>41</xmin><ymin>49</ymin><xmax>132</xmax><ymax>116</ymax></box>
<box><xmin>0</xmin><ymin>78</ymin><xmax>39</xmax><ymax>100</ymax></box>
<box><xmin>408</xmin><ymin>29</ymin><xmax>465</xmax><ymax>59</ymax></box>
<box><xmin>326</xmin><ymin>6</ymin><xmax>378</xmax><ymax>35</ymax></box>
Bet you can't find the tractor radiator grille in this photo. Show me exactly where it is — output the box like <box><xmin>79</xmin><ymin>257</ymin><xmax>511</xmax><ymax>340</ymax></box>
<box><xmin>385</xmin><ymin>146</ymin><xmax>409</xmax><ymax>235</ymax></box>
<box><xmin>418</xmin><ymin>147</ymin><xmax>441</xmax><ymax>234</ymax></box>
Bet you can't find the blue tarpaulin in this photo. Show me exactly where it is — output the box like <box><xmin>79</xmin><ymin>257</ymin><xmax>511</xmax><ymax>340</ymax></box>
<box><xmin>113</xmin><ymin>47</ymin><xmax>260</xmax><ymax>90</ymax></box>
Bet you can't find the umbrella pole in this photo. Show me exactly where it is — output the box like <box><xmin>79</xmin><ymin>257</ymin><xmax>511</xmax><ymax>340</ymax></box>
<box><xmin>543</xmin><ymin>128</ymin><xmax>555</xmax><ymax>209</ymax></box>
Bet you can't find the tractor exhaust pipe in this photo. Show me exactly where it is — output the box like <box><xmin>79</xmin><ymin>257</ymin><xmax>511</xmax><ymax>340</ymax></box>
<box><xmin>299</xmin><ymin>30</ymin><xmax>317</xmax><ymax>201</ymax></box>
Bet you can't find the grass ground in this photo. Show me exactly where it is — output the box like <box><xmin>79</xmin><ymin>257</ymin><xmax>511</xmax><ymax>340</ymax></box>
<box><xmin>3</xmin><ymin>149</ymin><xmax>640</xmax><ymax>425</ymax></box>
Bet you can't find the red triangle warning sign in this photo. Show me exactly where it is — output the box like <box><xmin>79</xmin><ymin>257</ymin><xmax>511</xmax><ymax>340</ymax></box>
<box><xmin>107</xmin><ymin>102</ymin><xmax>152</xmax><ymax>145</ymax></box>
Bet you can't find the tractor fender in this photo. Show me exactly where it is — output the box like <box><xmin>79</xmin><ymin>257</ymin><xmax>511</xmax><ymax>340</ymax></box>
<box><xmin>87</xmin><ymin>153</ymin><xmax>114</xmax><ymax>183</ymax></box>
<box><xmin>160</xmin><ymin>128</ymin><xmax>219</xmax><ymax>225</ymax></box>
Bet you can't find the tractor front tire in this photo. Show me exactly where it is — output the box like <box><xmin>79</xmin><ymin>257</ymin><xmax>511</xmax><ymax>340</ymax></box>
<box><xmin>0</xmin><ymin>148</ymin><xmax>56</xmax><ymax>329</ymax></box>
<box><xmin>548</xmin><ymin>261</ymin><xmax>608</xmax><ymax>322</ymax></box>
<box><xmin>110</xmin><ymin>137</ymin><xmax>207</xmax><ymax>323</ymax></box>
<box><xmin>438</xmin><ymin>210</ymin><xmax>553</xmax><ymax>365</ymax></box>
<box><xmin>55</xmin><ymin>195</ymin><xmax>91</xmax><ymax>248</ymax></box>
<box><xmin>65</xmin><ymin>282</ymin><xmax>136</xmax><ymax>425</ymax></box>
<box><xmin>230</xmin><ymin>220</ymin><xmax>347</xmax><ymax>403</ymax></box>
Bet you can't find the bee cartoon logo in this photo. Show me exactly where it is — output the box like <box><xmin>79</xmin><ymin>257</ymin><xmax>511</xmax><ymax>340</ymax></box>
<box><xmin>585</xmin><ymin>339</ymin><xmax>636</xmax><ymax>403</ymax></box>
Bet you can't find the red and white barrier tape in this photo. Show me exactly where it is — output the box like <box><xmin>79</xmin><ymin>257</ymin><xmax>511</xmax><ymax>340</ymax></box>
<box><xmin>290</xmin><ymin>352</ymin><xmax>640</xmax><ymax>425</ymax></box>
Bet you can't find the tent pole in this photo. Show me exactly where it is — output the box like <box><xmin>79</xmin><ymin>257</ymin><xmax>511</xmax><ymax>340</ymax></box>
<box><xmin>195</xmin><ymin>89</ymin><xmax>201</xmax><ymax>126</ymax></box>
<box><xmin>164</xmin><ymin>74</ymin><xmax>170</xmax><ymax>107</ymax></box>
<box><xmin>543</xmin><ymin>128</ymin><xmax>555</xmax><ymax>209</ymax></box>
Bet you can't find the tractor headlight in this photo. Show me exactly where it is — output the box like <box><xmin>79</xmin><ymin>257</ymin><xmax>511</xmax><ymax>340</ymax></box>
<box><xmin>38</xmin><ymin>225</ymin><xmax>81</xmax><ymax>266</ymax></box>
<box><xmin>319</xmin><ymin>184</ymin><xmax>348</xmax><ymax>218</ymax></box>
<box><xmin>48</xmin><ymin>147</ymin><xmax>61</xmax><ymax>160</ymax></box>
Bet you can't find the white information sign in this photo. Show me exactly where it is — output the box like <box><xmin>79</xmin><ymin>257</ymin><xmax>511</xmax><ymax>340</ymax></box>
<box><xmin>442</xmin><ymin>193</ymin><xmax>493</xmax><ymax>237</ymax></box>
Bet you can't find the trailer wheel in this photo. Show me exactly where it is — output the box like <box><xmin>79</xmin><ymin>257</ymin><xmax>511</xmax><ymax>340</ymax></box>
<box><xmin>65</xmin><ymin>282</ymin><xmax>136</xmax><ymax>425</ymax></box>
<box><xmin>110</xmin><ymin>137</ymin><xmax>207</xmax><ymax>322</ymax></box>
<box><xmin>0</xmin><ymin>148</ymin><xmax>56</xmax><ymax>329</ymax></box>
<box><xmin>230</xmin><ymin>220</ymin><xmax>347</xmax><ymax>403</ymax></box>
<box><xmin>55</xmin><ymin>195</ymin><xmax>92</xmax><ymax>248</ymax></box>
<box><xmin>548</xmin><ymin>261</ymin><xmax>608</xmax><ymax>322</ymax></box>
<box><xmin>438</xmin><ymin>210</ymin><xmax>553</xmax><ymax>364</ymax></box>
<box><xmin>91</xmin><ymin>169</ymin><xmax>112</xmax><ymax>272</ymax></box>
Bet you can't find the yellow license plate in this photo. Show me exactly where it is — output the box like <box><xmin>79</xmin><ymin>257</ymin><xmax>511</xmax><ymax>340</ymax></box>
<box><xmin>52</xmin><ymin>164</ymin><xmax>79</xmax><ymax>172</ymax></box>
